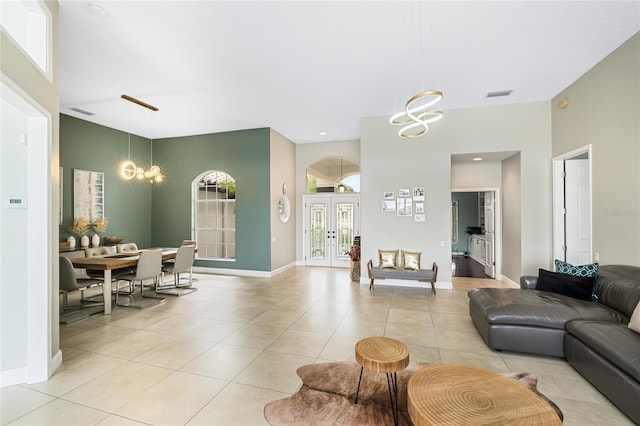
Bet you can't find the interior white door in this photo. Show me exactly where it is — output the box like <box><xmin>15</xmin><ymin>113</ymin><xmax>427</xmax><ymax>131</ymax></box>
<box><xmin>305</xmin><ymin>195</ymin><xmax>359</xmax><ymax>267</ymax></box>
<box><xmin>483</xmin><ymin>191</ymin><xmax>496</xmax><ymax>278</ymax></box>
<box><xmin>565</xmin><ymin>159</ymin><xmax>591</xmax><ymax>264</ymax></box>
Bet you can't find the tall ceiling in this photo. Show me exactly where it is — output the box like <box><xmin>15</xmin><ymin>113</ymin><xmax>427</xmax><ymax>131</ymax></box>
<box><xmin>59</xmin><ymin>1</ymin><xmax>640</xmax><ymax>144</ymax></box>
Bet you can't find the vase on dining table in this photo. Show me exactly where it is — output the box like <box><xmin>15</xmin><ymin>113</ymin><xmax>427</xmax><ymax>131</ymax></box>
<box><xmin>92</xmin><ymin>234</ymin><xmax>100</xmax><ymax>247</ymax></box>
<box><xmin>80</xmin><ymin>234</ymin><xmax>89</xmax><ymax>248</ymax></box>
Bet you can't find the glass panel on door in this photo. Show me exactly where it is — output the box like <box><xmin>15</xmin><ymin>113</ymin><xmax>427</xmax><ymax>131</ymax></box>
<box><xmin>309</xmin><ymin>202</ymin><xmax>327</xmax><ymax>260</ymax></box>
<box><xmin>336</xmin><ymin>202</ymin><xmax>354</xmax><ymax>261</ymax></box>
<box><xmin>305</xmin><ymin>195</ymin><xmax>359</xmax><ymax>267</ymax></box>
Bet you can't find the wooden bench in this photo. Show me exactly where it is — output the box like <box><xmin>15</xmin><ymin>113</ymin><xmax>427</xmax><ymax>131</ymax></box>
<box><xmin>367</xmin><ymin>259</ymin><xmax>438</xmax><ymax>294</ymax></box>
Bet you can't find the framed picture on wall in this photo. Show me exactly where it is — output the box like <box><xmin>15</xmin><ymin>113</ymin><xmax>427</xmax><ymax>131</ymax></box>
<box><xmin>382</xmin><ymin>200</ymin><xmax>396</xmax><ymax>211</ymax></box>
<box><xmin>415</xmin><ymin>214</ymin><xmax>425</xmax><ymax>222</ymax></box>
<box><xmin>415</xmin><ymin>202</ymin><xmax>424</xmax><ymax>214</ymax></box>
<box><xmin>399</xmin><ymin>188</ymin><xmax>410</xmax><ymax>197</ymax></box>
<box><xmin>397</xmin><ymin>198</ymin><xmax>412</xmax><ymax>216</ymax></box>
<box><xmin>413</xmin><ymin>187</ymin><xmax>425</xmax><ymax>201</ymax></box>
<box><xmin>384</xmin><ymin>192</ymin><xmax>394</xmax><ymax>200</ymax></box>
<box><xmin>73</xmin><ymin>169</ymin><xmax>104</xmax><ymax>222</ymax></box>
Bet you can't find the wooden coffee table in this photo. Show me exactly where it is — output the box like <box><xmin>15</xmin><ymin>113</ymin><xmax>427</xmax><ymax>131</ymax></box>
<box><xmin>355</xmin><ymin>336</ymin><xmax>409</xmax><ymax>426</ymax></box>
<box><xmin>407</xmin><ymin>364</ymin><xmax>562</xmax><ymax>425</ymax></box>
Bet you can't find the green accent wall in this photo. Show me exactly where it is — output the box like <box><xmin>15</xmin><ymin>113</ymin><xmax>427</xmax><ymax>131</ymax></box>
<box><xmin>60</xmin><ymin>115</ymin><xmax>273</xmax><ymax>271</ymax></box>
<box><xmin>152</xmin><ymin>128</ymin><xmax>272</xmax><ymax>271</ymax></box>
<box><xmin>59</xmin><ymin>114</ymin><xmax>152</xmax><ymax>247</ymax></box>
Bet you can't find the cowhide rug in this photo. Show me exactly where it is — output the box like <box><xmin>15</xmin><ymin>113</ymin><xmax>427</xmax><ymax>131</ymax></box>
<box><xmin>263</xmin><ymin>361</ymin><xmax>563</xmax><ymax>426</ymax></box>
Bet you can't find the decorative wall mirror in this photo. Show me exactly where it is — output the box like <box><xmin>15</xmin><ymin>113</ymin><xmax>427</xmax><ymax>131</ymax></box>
<box><xmin>278</xmin><ymin>195</ymin><xmax>291</xmax><ymax>223</ymax></box>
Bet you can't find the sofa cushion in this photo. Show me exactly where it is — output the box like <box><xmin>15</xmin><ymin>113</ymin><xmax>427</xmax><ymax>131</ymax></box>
<box><xmin>468</xmin><ymin>288</ymin><xmax>627</xmax><ymax>330</ymax></box>
<box><xmin>630</xmin><ymin>301</ymin><xmax>640</xmax><ymax>334</ymax></box>
<box><xmin>555</xmin><ymin>259</ymin><xmax>599</xmax><ymax>278</ymax></box>
<box><xmin>595</xmin><ymin>265</ymin><xmax>640</xmax><ymax>318</ymax></box>
<box><xmin>566</xmin><ymin>320</ymin><xmax>640</xmax><ymax>382</ymax></box>
<box><xmin>536</xmin><ymin>269</ymin><xmax>595</xmax><ymax>301</ymax></box>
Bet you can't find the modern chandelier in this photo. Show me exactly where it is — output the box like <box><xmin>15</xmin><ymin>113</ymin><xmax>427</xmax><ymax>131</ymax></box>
<box><xmin>389</xmin><ymin>1</ymin><xmax>444</xmax><ymax>138</ymax></box>
<box><xmin>119</xmin><ymin>94</ymin><xmax>164</xmax><ymax>183</ymax></box>
<box><xmin>390</xmin><ymin>90</ymin><xmax>443</xmax><ymax>138</ymax></box>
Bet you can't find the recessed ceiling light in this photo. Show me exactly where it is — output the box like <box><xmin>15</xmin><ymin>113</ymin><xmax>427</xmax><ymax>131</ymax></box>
<box><xmin>319</xmin><ymin>131</ymin><xmax>327</xmax><ymax>136</ymax></box>
<box><xmin>473</xmin><ymin>157</ymin><xmax>483</xmax><ymax>161</ymax></box>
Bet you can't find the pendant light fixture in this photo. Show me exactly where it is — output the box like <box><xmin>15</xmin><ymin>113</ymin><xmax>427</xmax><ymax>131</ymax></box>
<box><xmin>389</xmin><ymin>1</ymin><xmax>443</xmax><ymax>138</ymax></box>
<box><xmin>338</xmin><ymin>159</ymin><xmax>345</xmax><ymax>192</ymax></box>
<box><xmin>119</xmin><ymin>94</ymin><xmax>164</xmax><ymax>183</ymax></box>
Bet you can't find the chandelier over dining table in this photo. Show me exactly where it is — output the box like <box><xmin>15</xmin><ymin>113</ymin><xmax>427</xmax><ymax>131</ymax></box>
<box><xmin>119</xmin><ymin>94</ymin><xmax>165</xmax><ymax>183</ymax></box>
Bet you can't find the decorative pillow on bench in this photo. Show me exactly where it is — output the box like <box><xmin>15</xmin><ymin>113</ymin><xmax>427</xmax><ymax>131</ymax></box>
<box><xmin>378</xmin><ymin>249</ymin><xmax>399</xmax><ymax>269</ymax></box>
<box><xmin>401</xmin><ymin>250</ymin><xmax>421</xmax><ymax>271</ymax></box>
<box><xmin>536</xmin><ymin>268</ymin><xmax>595</xmax><ymax>301</ymax></box>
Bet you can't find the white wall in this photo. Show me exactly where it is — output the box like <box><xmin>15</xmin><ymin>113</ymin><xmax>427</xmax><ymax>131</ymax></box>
<box><xmin>295</xmin><ymin>140</ymin><xmax>360</xmax><ymax>262</ymax></box>
<box><xmin>0</xmin><ymin>99</ymin><xmax>29</xmax><ymax>372</ymax></box>
<box><xmin>1</xmin><ymin>0</ymin><xmax>59</xmax><ymax>386</ymax></box>
<box><xmin>361</xmin><ymin>101</ymin><xmax>552</xmax><ymax>285</ymax></box>
<box><xmin>270</xmin><ymin>129</ymin><xmax>296</xmax><ymax>270</ymax></box>
<box><xmin>552</xmin><ymin>32</ymin><xmax>640</xmax><ymax>266</ymax></box>
<box><xmin>451</xmin><ymin>161</ymin><xmax>501</xmax><ymax>190</ymax></box>
<box><xmin>501</xmin><ymin>153</ymin><xmax>522</xmax><ymax>282</ymax></box>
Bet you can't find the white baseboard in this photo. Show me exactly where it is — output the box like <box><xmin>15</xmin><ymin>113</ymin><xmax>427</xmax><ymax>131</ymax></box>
<box><xmin>497</xmin><ymin>274</ymin><xmax>519</xmax><ymax>288</ymax></box>
<box><xmin>193</xmin><ymin>261</ymin><xmax>297</xmax><ymax>278</ymax></box>
<box><xmin>1</xmin><ymin>367</ymin><xmax>26</xmax><ymax>388</ymax></box>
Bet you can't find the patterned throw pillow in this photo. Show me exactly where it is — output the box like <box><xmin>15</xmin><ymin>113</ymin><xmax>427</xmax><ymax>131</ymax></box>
<box><xmin>401</xmin><ymin>250</ymin><xmax>421</xmax><ymax>271</ymax></box>
<box><xmin>554</xmin><ymin>259</ymin><xmax>599</xmax><ymax>278</ymax></box>
<box><xmin>378</xmin><ymin>249</ymin><xmax>399</xmax><ymax>269</ymax></box>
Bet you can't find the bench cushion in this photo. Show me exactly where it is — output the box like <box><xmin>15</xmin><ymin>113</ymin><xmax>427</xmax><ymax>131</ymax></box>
<box><xmin>370</xmin><ymin>267</ymin><xmax>434</xmax><ymax>281</ymax></box>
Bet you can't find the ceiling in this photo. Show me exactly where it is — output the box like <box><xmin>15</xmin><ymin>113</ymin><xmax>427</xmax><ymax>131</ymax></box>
<box><xmin>59</xmin><ymin>1</ymin><xmax>640</xmax><ymax>144</ymax></box>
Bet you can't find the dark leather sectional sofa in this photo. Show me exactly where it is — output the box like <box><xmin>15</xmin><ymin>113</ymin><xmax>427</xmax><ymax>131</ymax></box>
<box><xmin>468</xmin><ymin>265</ymin><xmax>640</xmax><ymax>424</ymax></box>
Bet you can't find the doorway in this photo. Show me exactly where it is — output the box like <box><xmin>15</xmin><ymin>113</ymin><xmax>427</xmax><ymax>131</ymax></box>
<box><xmin>451</xmin><ymin>190</ymin><xmax>497</xmax><ymax>278</ymax></box>
<box><xmin>304</xmin><ymin>194</ymin><xmax>360</xmax><ymax>268</ymax></box>
<box><xmin>553</xmin><ymin>146</ymin><xmax>593</xmax><ymax>264</ymax></box>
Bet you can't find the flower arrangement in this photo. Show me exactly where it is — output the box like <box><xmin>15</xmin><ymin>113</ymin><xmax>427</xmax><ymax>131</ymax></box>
<box><xmin>93</xmin><ymin>217</ymin><xmax>108</xmax><ymax>234</ymax></box>
<box><xmin>348</xmin><ymin>244</ymin><xmax>361</xmax><ymax>261</ymax></box>
<box><xmin>68</xmin><ymin>217</ymin><xmax>89</xmax><ymax>236</ymax></box>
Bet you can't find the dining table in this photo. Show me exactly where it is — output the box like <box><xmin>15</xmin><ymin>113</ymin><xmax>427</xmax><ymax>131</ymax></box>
<box><xmin>70</xmin><ymin>248</ymin><xmax>179</xmax><ymax>315</ymax></box>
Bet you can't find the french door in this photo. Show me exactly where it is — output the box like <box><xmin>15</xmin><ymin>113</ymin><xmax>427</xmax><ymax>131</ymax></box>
<box><xmin>304</xmin><ymin>194</ymin><xmax>360</xmax><ymax>267</ymax></box>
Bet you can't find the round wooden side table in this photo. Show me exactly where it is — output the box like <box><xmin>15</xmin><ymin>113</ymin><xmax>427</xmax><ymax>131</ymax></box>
<box><xmin>407</xmin><ymin>364</ymin><xmax>562</xmax><ymax>426</ymax></box>
<box><xmin>355</xmin><ymin>336</ymin><xmax>410</xmax><ymax>426</ymax></box>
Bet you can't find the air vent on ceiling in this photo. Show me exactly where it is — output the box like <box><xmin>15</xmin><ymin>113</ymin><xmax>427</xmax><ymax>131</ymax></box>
<box><xmin>486</xmin><ymin>90</ymin><xmax>513</xmax><ymax>98</ymax></box>
<box><xmin>69</xmin><ymin>107</ymin><xmax>95</xmax><ymax>116</ymax></box>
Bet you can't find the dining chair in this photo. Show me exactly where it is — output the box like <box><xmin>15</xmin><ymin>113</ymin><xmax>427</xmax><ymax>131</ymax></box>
<box><xmin>59</xmin><ymin>256</ymin><xmax>104</xmax><ymax>323</ymax></box>
<box><xmin>157</xmin><ymin>245</ymin><xmax>197</xmax><ymax>296</ymax></box>
<box><xmin>84</xmin><ymin>246</ymin><xmax>132</xmax><ymax>280</ymax></box>
<box><xmin>115</xmin><ymin>249</ymin><xmax>166</xmax><ymax>308</ymax></box>
<box><xmin>117</xmin><ymin>242</ymin><xmax>139</xmax><ymax>253</ymax></box>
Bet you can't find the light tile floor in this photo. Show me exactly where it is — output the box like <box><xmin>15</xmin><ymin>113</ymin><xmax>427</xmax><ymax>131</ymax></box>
<box><xmin>1</xmin><ymin>269</ymin><xmax>634</xmax><ymax>425</ymax></box>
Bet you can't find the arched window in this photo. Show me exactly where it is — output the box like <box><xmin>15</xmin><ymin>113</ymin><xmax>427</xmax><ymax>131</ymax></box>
<box><xmin>193</xmin><ymin>170</ymin><xmax>236</xmax><ymax>261</ymax></box>
<box><xmin>306</xmin><ymin>157</ymin><xmax>360</xmax><ymax>193</ymax></box>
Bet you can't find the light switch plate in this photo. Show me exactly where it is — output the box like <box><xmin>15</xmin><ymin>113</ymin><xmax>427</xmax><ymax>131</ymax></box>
<box><xmin>4</xmin><ymin>196</ymin><xmax>28</xmax><ymax>208</ymax></box>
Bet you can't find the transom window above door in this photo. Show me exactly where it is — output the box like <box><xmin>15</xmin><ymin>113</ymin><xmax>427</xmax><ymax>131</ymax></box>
<box><xmin>306</xmin><ymin>157</ymin><xmax>360</xmax><ymax>193</ymax></box>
